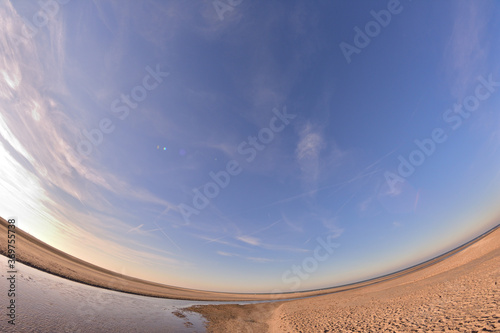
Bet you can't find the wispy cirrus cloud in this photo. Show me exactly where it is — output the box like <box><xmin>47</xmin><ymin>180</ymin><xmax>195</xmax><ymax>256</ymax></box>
<box><xmin>0</xmin><ymin>1</ymin><xmax>187</xmax><ymax>279</ymax></box>
<box><xmin>444</xmin><ymin>1</ymin><xmax>492</xmax><ymax>98</ymax></box>
<box><xmin>215</xmin><ymin>250</ymin><xmax>280</xmax><ymax>264</ymax></box>
<box><xmin>236</xmin><ymin>235</ymin><xmax>261</xmax><ymax>246</ymax></box>
<box><xmin>320</xmin><ymin>221</ymin><xmax>344</xmax><ymax>239</ymax></box>
<box><xmin>295</xmin><ymin>122</ymin><xmax>325</xmax><ymax>183</ymax></box>
<box><xmin>216</xmin><ymin>250</ymin><xmax>235</xmax><ymax>257</ymax></box>
<box><xmin>234</xmin><ymin>233</ymin><xmax>311</xmax><ymax>253</ymax></box>
<box><xmin>294</xmin><ymin>121</ymin><xmax>348</xmax><ymax>191</ymax></box>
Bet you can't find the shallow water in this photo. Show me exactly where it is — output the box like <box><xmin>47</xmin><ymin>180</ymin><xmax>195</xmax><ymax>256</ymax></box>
<box><xmin>0</xmin><ymin>256</ymin><xmax>263</xmax><ymax>332</ymax></box>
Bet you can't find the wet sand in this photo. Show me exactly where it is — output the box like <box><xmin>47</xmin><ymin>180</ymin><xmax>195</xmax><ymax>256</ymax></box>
<box><xmin>0</xmin><ymin>257</ymin><xmax>209</xmax><ymax>332</ymax></box>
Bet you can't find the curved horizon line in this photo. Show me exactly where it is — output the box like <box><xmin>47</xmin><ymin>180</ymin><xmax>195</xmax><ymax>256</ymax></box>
<box><xmin>0</xmin><ymin>216</ymin><xmax>498</xmax><ymax>301</ymax></box>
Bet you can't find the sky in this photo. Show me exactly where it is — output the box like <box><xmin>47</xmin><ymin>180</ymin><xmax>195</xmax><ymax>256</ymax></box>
<box><xmin>0</xmin><ymin>0</ymin><xmax>500</xmax><ymax>293</ymax></box>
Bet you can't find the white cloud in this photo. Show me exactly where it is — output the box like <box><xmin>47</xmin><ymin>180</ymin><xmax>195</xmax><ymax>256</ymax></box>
<box><xmin>296</xmin><ymin>124</ymin><xmax>324</xmax><ymax>160</ymax></box>
<box><xmin>359</xmin><ymin>197</ymin><xmax>372</xmax><ymax>212</ymax></box>
<box><xmin>195</xmin><ymin>234</ymin><xmax>250</xmax><ymax>250</ymax></box>
<box><xmin>295</xmin><ymin>123</ymin><xmax>325</xmax><ymax>184</ymax></box>
<box><xmin>216</xmin><ymin>251</ymin><xmax>236</xmax><ymax>257</ymax></box>
<box><xmin>236</xmin><ymin>235</ymin><xmax>261</xmax><ymax>246</ymax></box>
<box><xmin>216</xmin><ymin>250</ymin><xmax>277</xmax><ymax>264</ymax></box>
<box><xmin>294</xmin><ymin>122</ymin><xmax>348</xmax><ymax>191</ymax></box>
<box><xmin>320</xmin><ymin>218</ymin><xmax>344</xmax><ymax>238</ymax></box>
<box><xmin>282</xmin><ymin>213</ymin><xmax>303</xmax><ymax>233</ymax></box>
<box><xmin>127</xmin><ymin>224</ymin><xmax>144</xmax><ymax>233</ymax></box>
<box><xmin>247</xmin><ymin>257</ymin><xmax>275</xmax><ymax>263</ymax></box>
<box><xmin>444</xmin><ymin>1</ymin><xmax>491</xmax><ymax>98</ymax></box>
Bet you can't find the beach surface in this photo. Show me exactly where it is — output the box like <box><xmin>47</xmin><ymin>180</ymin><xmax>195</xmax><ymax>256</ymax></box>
<box><xmin>1</xmin><ymin>216</ymin><xmax>498</xmax><ymax>332</ymax></box>
<box><xmin>188</xmin><ymin>225</ymin><xmax>500</xmax><ymax>332</ymax></box>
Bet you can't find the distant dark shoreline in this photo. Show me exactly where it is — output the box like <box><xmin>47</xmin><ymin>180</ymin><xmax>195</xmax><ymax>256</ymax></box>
<box><xmin>0</xmin><ymin>216</ymin><xmax>497</xmax><ymax>300</ymax></box>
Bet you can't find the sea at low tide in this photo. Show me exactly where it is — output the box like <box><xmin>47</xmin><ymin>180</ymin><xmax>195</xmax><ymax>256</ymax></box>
<box><xmin>0</xmin><ymin>257</ymin><xmax>267</xmax><ymax>332</ymax></box>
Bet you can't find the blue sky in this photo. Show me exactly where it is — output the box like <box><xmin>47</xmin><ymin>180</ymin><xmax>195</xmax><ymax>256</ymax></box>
<box><xmin>1</xmin><ymin>0</ymin><xmax>499</xmax><ymax>293</ymax></box>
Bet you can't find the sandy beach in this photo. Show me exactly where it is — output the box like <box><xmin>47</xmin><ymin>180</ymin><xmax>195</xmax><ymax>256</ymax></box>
<box><xmin>1</xmin><ymin>216</ymin><xmax>498</xmax><ymax>332</ymax></box>
<box><xmin>188</xmin><ymin>225</ymin><xmax>500</xmax><ymax>332</ymax></box>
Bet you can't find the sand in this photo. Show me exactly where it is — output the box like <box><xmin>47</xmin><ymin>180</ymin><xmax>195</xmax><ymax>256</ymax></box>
<box><xmin>187</xmin><ymin>225</ymin><xmax>500</xmax><ymax>332</ymax></box>
<box><xmin>1</xmin><ymin>216</ymin><xmax>498</xmax><ymax>332</ymax></box>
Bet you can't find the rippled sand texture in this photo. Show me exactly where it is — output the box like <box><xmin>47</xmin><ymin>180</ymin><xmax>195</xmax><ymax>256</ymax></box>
<box><xmin>191</xmin><ymin>226</ymin><xmax>500</xmax><ymax>332</ymax></box>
